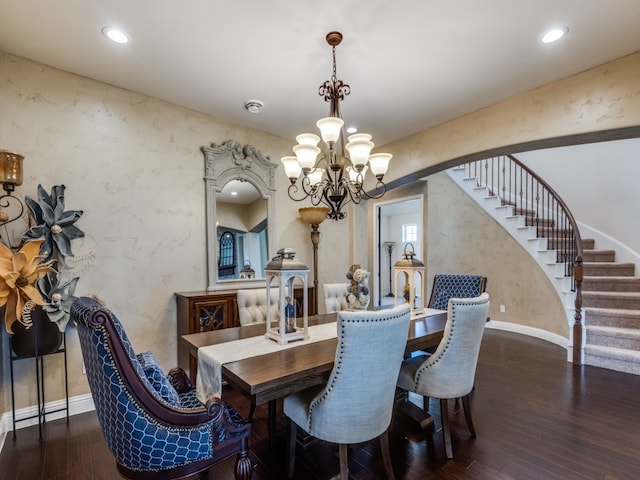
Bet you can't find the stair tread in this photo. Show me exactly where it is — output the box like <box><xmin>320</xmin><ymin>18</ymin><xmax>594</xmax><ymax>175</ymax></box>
<box><xmin>584</xmin><ymin>344</ymin><xmax>640</xmax><ymax>359</ymax></box>
<box><xmin>586</xmin><ymin>325</ymin><xmax>640</xmax><ymax>338</ymax></box>
<box><xmin>585</xmin><ymin>307</ymin><xmax>640</xmax><ymax>315</ymax></box>
<box><xmin>582</xmin><ymin>276</ymin><xmax>640</xmax><ymax>280</ymax></box>
<box><xmin>583</xmin><ymin>261</ymin><xmax>635</xmax><ymax>266</ymax></box>
<box><xmin>583</xmin><ymin>291</ymin><xmax>640</xmax><ymax>297</ymax></box>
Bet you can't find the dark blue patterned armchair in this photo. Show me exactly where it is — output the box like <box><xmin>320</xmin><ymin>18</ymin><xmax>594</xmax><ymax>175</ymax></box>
<box><xmin>71</xmin><ymin>296</ymin><xmax>253</xmax><ymax>480</ymax></box>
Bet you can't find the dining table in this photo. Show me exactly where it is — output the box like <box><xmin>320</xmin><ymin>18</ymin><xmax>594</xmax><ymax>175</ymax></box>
<box><xmin>181</xmin><ymin>307</ymin><xmax>447</xmax><ymax>445</ymax></box>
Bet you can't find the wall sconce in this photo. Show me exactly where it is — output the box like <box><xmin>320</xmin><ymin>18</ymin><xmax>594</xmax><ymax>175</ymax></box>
<box><xmin>0</xmin><ymin>150</ymin><xmax>26</xmax><ymax>248</ymax></box>
<box><xmin>265</xmin><ymin>248</ymin><xmax>309</xmax><ymax>344</ymax></box>
<box><xmin>0</xmin><ymin>150</ymin><xmax>24</xmax><ymax>193</ymax></box>
<box><xmin>393</xmin><ymin>243</ymin><xmax>427</xmax><ymax>319</ymax></box>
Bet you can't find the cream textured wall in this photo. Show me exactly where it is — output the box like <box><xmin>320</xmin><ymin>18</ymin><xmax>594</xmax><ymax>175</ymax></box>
<box><xmin>427</xmin><ymin>173</ymin><xmax>568</xmax><ymax>336</ymax></box>
<box><xmin>380</xmin><ymin>51</ymin><xmax>640</xmax><ymax>185</ymax></box>
<box><xmin>0</xmin><ymin>51</ymin><xmax>351</xmax><ymax>413</ymax></box>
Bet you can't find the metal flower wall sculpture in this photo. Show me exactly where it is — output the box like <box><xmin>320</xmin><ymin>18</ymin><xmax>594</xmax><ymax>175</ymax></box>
<box><xmin>24</xmin><ymin>185</ymin><xmax>84</xmax><ymax>268</ymax></box>
<box><xmin>0</xmin><ymin>239</ymin><xmax>55</xmax><ymax>334</ymax></box>
<box><xmin>21</xmin><ymin>184</ymin><xmax>86</xmax><ymax>332</ymax></box>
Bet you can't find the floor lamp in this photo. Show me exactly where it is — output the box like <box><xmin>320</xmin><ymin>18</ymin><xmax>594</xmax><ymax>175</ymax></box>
<box><xmin>383</xmin><ymin>241</ymin><xmax>396</xmax><ymax>297</ymax></box>
<box><xmin>298</xmin><ymin>207</ymin><xmax>329</xmax><ymax>313</ymax></box>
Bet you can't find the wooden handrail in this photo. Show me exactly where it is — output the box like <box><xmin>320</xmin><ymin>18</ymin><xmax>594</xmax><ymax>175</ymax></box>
<box><xmin>462</xmin><ymin>155</ymin><xmax>584</xmax><ymax>363</ymax></box>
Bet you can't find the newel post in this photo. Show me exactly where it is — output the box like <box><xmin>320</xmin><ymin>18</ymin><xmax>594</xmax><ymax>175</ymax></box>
<box><xmin>572</xmin><ymin>256</ymin><xmax>583</xmax><ymax>364</ymax></box>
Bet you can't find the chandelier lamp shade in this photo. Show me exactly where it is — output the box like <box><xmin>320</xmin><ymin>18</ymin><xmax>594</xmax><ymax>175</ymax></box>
<box><xmin>281</xmin><ymin>31</ymin><xmax>392</xmax><ymax>221</ymax></box>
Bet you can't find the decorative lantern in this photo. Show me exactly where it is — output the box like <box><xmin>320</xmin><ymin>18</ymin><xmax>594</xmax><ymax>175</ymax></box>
<box><xmin>239</xmin><ymin>260</ymin><xmax>255</xmax><ymax>279</ymax></box>
<box><xmin>393</xmin><ymin>243</ymin><xmax>427</xmax><ymax>319</ymax></box>
<box><xmin>265</xmin><ymin>247</ymin><xmax>309</xmax><ymax>344</ymax></box>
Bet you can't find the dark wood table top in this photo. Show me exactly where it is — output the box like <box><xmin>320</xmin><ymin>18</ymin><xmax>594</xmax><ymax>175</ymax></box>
<box><xmin>181</xmin><ymin>309</ymin><xmax>447</xmax><ymax>405</ymax></box>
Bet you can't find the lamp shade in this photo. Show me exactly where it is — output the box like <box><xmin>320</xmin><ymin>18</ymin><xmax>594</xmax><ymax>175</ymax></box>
<box><xmin>296</xmin><ymin>133</ymin><xmax>320</xmax><ymax>146</ymax></box>
<box><xmin>307</xmin><ymin>168</ymin><xmax>324</xmax><ymax>187</ymax></box>
<box><xmin>293</xmin><ymin>144</ymin><xmax>320</xmax><ymax>171</ymax></box>
<box><xmin>0</xmin><ymin>150</ymin><xmax>24</xmax><ymax>190</ymax></box>
<box><xmin>347</xmin><ymin>165</ymin><xmax>367</xmax><ymax>183</ymax></box>
<box><xmin>298</xmin><ymin>206</ymin><xmax>329</xmax><ymax>226</ymax></box>
<box><xmin>281</xmin><ymin>156</ymin><xmax>302</xmax><ymax>180</ymax></box>
<box><xmin>316</xmin><ymin>117</ymin><xmax>344</xmax><ymax>143</ymax></box>
<box><xmin>345</xmin><ymin>133</ymin><xmax>374</xmax><ymax>169</ymax></box>
<box><xmin>368</xmin><ymin>152</ymin><xmax>392</xmax><ymax>177</ymax></box>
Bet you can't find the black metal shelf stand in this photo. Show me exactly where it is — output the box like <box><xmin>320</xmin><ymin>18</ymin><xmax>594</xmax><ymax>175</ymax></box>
<box><xmin>9</xmin><ymin>333</ymin><xmax>69</xmax><ymax>440</ymax></box>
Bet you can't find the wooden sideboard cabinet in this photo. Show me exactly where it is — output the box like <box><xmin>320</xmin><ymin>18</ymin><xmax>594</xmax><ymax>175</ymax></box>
<box><xmin>176</xmin><ymin>287</ymin><xmax>316</xmax><ymax>381</ymax></box>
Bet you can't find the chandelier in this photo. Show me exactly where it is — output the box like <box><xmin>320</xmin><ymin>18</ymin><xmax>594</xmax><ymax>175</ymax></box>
<box><xmin>281</xmin><ymin>31</ymin><xmax>392</xmax><ymax>221</ymax></box>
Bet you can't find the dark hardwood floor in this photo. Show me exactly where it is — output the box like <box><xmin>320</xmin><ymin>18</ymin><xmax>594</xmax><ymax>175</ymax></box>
<box><xmin>2</xmin><ymin>329</ymin><xmax>639</xmax><ymax>479</ymax></box>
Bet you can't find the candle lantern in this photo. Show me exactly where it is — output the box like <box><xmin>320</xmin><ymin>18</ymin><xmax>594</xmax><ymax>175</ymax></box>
<box><xmin>265</xmin><ymin>247</ymin><xmax>309</xmax><ymax>344</ymax></box>
<box><xmin>239</xmin><ymin>260</ymin><xmax>255</xmax><ymax>279</ymax></box>
<box><xmin>393</xmin><ymin>243</ymin><xmax>427</xmax><ymax>319</ymax></box>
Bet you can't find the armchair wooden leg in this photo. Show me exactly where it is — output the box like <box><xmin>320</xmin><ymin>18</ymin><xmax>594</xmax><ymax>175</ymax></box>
<box><xmin>440</xmin><ymin>398</ymin><xmax>453</xmax><ymax>459</ymax></box>
<box><xmin>380</xmin><ymin>429</ymin><xmax>396</xmax><ymax>480</ymax></box>
<box><xmin>287</xmin><ymin>419</ymin><xmax>297</xmax><ymax>479</ymax></box>
<box><xmin>234</xmin><ymin>436</ymin><xmax>253</xmax><ymax>480</ymax></box>
<box><xmin>338</xmin><ymin>444</ymin><xmax>349</xmax><ymax>480</ymax></box>
<box><xmin>461</xmin><ymin>394</ymin><xmax>476</xmax><ymax>437</ymax></box>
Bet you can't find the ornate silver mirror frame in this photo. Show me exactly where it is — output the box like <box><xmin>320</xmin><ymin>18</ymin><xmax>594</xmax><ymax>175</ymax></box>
<box><xmin>202</xmin><ymin>140</ymin><xmax>278</xmax><ymax>290</ymax></box>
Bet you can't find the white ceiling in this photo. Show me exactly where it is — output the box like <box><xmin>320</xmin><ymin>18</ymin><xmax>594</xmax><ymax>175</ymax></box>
<box><xmin>1</xmin><ymin>1</ymin><xmax>640</xmax><ymax>147</ymax></box>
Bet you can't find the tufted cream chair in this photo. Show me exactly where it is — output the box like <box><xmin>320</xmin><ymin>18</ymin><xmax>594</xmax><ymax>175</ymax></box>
<box><xmin>236</xmin><ymin>288</ymin><xmax>280</xmax><ymax>326</ymax></box>
<box><xmin>322</xmin><ymin>283</ymin><xmax>349</xmax><ymax>313</ymax></box>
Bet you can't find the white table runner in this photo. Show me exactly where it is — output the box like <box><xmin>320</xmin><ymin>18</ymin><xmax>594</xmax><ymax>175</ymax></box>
<box><xmin>196</xmin><ymin>322</ymin><xmax>338</xmax><ymax>403</ymax></box>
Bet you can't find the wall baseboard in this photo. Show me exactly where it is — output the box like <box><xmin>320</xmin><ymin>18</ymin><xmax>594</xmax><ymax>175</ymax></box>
<box><xmin>486</xmin><ymin>320</ymin><xmax>569</xmax><ymax>349</ymax></box>
<box><xmin>0</xmin><ymin>393</ymin><xmax>95</xmax><ymax>451</ymax></box>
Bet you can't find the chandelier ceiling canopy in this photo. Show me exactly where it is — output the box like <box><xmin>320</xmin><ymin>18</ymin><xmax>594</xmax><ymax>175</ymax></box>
<box><xmin>281</xmin><ymin>31</ymin><xmax>391</xmax><ymax>221</ymax></box>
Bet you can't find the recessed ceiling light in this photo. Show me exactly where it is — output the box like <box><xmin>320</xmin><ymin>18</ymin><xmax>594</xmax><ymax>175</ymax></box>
<box><xmin>102</xmin><ymin>26</ymin><xmax>129</xmax><ymax>44</ymax></box>
<box><xmin>244</xmin><ymin>99</ymin><xmax>264</xmax><ymax>114</ymax></box>
<box><xmin>346</xmin><ymin>126</ymin><xmax>358</xmax><ymax>134</ymax></box>
<box><xmin>540</xmin><ymin>26</ymin><xmax>568</xmax><ymax>44</ymax></box>
<box><xmin>230</xmin><ymin>191</ymin><xmax>238</xmax><ymax>196</ymax></box>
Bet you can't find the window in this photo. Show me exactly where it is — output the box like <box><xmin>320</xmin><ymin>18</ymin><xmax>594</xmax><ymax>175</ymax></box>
<box><xmin>402</xmin><ymin>223</ymin><xmax>417</xmax><ymax>243</ymax></box>
<box><xmin>218</xmin><ymin>231</ymin><xmax>236</xmax><ymax>277</ymax></box>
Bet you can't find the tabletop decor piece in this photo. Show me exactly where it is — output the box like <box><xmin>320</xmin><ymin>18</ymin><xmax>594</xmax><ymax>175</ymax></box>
<box><xmin>393</xmin><ymin>243</ymin><xmax>427</xmax><ymax>319</ymax></box>
<box><xmin>346</xmin><ymin>264</ymin><xmax>370</xmax><ymax>310</ymax></box>
<box><xmin>264</xmin><ymin>248</ymin><xmax>309</xmax><ymax>344</ymax></box>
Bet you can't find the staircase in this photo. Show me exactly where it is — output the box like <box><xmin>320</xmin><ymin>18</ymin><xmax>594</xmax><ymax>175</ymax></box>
<box><xmin>447</xmin><ymin>161</ymin><xmax>640</xmax><ymax>375</ymax></box>
<box><xmin>582</xmin><ymin>241</ymin><xmax>640</xmax><ymax>374</ymax></box>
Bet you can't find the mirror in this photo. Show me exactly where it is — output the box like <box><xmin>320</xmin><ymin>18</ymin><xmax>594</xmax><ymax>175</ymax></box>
<box><xmin>202</xmin><ymin>140</ymin><xmax>278</xmax><ymax>290</ymax></box>
<box><xmin>216</xmin><ymin>180</ymin><xmax>268</xmax><ymax>280</ymax></box>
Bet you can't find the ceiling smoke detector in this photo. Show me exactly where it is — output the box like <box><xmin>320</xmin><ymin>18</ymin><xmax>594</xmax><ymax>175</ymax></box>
<box><xmin>244</xmin><ymin>99</ymin><xmax>264</xmax><ymax>114</ymax></box>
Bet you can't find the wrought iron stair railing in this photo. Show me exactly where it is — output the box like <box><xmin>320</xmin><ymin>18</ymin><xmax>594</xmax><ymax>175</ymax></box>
<box><xmin>461</xmin><ymin>154</ymin><xmax>584</xmax><ymax>363</ymax></box>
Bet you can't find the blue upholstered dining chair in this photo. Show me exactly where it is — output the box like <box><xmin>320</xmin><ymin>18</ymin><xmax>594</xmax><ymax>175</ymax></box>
<box><xmin>397</xmin><ymin>293</ymin><xmax>490</xmax><ymax>459</ymax></box>
<box><xmin>70</xmin><ymin>296</ymin><xmax>253</xmax><ymax>480</ymax></box>
<box><xmin>283</xmin><ymin>304</ymin><xmax>411</xmax><ymax>480</ymax></box>
<box><xmin>427</xmin><ymin>274</ymin><xmax>488</xmax><ymax>310</ymax></box>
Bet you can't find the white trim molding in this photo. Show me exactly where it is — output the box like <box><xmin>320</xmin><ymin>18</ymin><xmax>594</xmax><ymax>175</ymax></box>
<box><xmin>486</xmin><ymin>320</ymin><xmax>569</xmax><ymax>349</ymax></box>
<box><xmin>0</xmin><ymin>393</ymin><xmax>95</xmax><ymax>450</ymax></box>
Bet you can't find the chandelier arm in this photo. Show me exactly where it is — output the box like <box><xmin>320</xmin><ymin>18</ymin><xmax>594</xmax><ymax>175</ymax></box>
<box><xmin>357</xmin><ymin>179</ymin><xmax>388</xmax><ymax>200</ymax></box>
